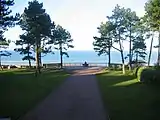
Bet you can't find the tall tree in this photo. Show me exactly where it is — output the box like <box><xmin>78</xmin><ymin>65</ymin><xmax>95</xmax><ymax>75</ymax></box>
<box><xmin>129</xmin><ymin>18</ymin><xmax>148</xmax><ymax>66</ymax></box>
<box><xmin>19</xmin><ymin>0</ymin><xmax>52</xmax><ymax>73</ymax></box>
<box><xmin>93</xmin><ymin>21</ymin><xmax>114</xmax><ymax>67</ymax></box>
<box><xmin>14</xmin><ymin>33</ymin><xmax>35</xmax><ymax>68</ymax></box>
<box><xmin>49</xmin><ymin>25</ymin><xmax>74</xmax><ymax>68</ymax></box>
<box><xmin>145</xmin><ymin>0</ymin><xmax>160</xmax><ymax>65</ymax></box>
<box><xmin>0</xmin><ymin>0</ymin><xmax>19</xmax><ymax>69</ymax></box>
<box><xmin>108</xmin><ymin>5</ymin><xmax>127</xmax><ymax>74</ymax></box>
<box><xmin>148</xmin><ymin>32</ymin><xmax>154</xmax><ymax>66</ymax></box>
<box><xmin>142</xmin><ymin>15</ymin><xmax>155</xmax><ymax>66</ymax></box>
<box><xmin>132</xmin><ymin>34</ymin><xmax>147</xmax><ymax>62</ymax></box>
<box><xmin>0</xmin><ymin>38</ymin><xmax>11</xmax><ymax>70</ymax></box>
<box><xmin>124</xmin><ymin>8</ymin><xmax>139</xmax><ymax>70</ymax></box>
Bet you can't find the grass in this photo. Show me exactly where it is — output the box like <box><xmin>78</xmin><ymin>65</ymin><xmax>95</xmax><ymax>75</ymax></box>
<box><xmin>0</xmin><ymin>68</ymin><xmax>69</xmax><ymax>120</ymax></box>
<box><xmin>97</xmin><ymin>70</ymin><xmax>160</xmax><ymax>120</ymax></box>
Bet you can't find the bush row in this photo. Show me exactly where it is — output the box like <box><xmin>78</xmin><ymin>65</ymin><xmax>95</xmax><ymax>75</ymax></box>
<box><xmin>133</xmin><ymin>66</ymin><xmax>160</xmax><ymax>84</ymax></box>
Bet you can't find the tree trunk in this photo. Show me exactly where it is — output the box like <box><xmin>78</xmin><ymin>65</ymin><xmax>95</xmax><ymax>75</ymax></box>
<box><xmin>119</xmin><ymin>43</ymin><xmax>125</xmax><ymax>74</ymax></box>
<box><xmin>35</xmin><ymin>44</ymin><xmax>41</xmax><ymax>74</ymax></box>
<box><xmin>129</xmin><ymin>25</ymin><xmax>132</xmax><ymax>71</ymax></box>
<box><xmin>148</xmin><ymin>32</ymin><xmax>154</xmax><ymax>66</ymax></box>
<box><xmin>136</xmin><ymin>53</ymin><xmax>138</xmax><ymax>63</ymax></box>
<box><xmin>120</xmin><ymin>50</ymin><xmax>125</xmax><ymax>74</ymax></box>
<box><xmin>60</xmin><ymin>44</ymin><xmax>63</xmax><ymax>68</ymax></box>
<box><xmin>38</xmin><ymin>41</ymin><xmax>42</xmax><ymax>73</ymax></box>
<box><xmin>28</xmin><ymin>59</ymin><xmax>31</xmax><ymax>68</ymax></box>
<box><xmin>108</xmin><ymin>47</ymin><xmax>111</xmax><ymax>68</ymax></box>
<box><xmin>118</xmin><ymin>31</ymin><xmax>125</xmax><ymax>74</ymax></box>
<box><xmin>39</xmin><ymin>52</ymin><xmax>42</xmax><ymax>67</ymax></box>
<box><xmin>27</xmin><ymin>47</ymin><xmax>31</xmax><ymax>68</ymax></box>
<box><xmin>157</xmin><ymin>30</ymin><xmax>160</xmax><ymax>66</ymax></box>
<box><xmin>28</xmin><ymin>59</ymin><xmax>32</xmax><ymax>68</ymax></box>
<box><xmin>0</xmin><ymin>55</ymin><xmax>3</xmax><ymax>70</ymax></box>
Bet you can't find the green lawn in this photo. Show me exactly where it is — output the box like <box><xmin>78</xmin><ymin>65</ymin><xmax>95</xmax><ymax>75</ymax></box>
<box><xmin>0</xmin><ymin>69</ymin><xmax>69</xmax><ymax>120</ymax></box>
<box><xmin>97</xmin><ymin>70</ymin><xmax>160</xmax><ymax>120</ymax></box>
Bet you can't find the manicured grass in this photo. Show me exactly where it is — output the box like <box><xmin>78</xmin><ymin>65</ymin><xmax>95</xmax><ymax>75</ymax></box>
<box><xmin>0</xmin><ymin>69</ymin><xmax>69</xmax><ymax>120</ymax></box>
<box><xmin>97</xmin><ymin>70</ymin><xmax>160</xmax><ymax>120</ymax></box>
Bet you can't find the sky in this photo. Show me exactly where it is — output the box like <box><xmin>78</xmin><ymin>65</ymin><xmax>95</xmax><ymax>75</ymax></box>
<box><xmin>4</xmin><ymin>0</ymin><xmax>158</xmax><ymax>51</ymax></box>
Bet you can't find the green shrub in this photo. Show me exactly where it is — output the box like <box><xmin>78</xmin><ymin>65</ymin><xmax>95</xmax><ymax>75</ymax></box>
<box><xmin>152</xmin><ymin>69</ymin><xmax>160</xmax><ymax>84</ymax></box>
<box><xmin>125</xmin><ymin>70</ymin><xmax>133</xmax><ymax>75</ymax></box>
<box><xmin>139</xmin><ymin>69</ymin><xmax>154</xmax><ymax>83</ymax></box>
<box><xmin>133</xmin><ymin>66</ymin><xmax>140</xmax><ymax>77</ymax></box>
<box><xmin>137</xmin><ymin>67</ymin><xmax>160</xmax><ymax>84</ymax></box>
<box><xmin>109</xmin><ymin>64</ymin><xmax>122</xmax><ymax>71</ymax></box>
<box><xmin>125</xmin><ymin>65</ymin><xmax>129</xmax><ymax>70</ymax></box>
<box><xmin>137</xmin><ymin>67</ymin><xmax>146</xmax><ymax>82</ymax></box>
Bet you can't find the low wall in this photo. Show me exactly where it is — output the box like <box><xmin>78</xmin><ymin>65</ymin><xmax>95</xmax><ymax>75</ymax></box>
<box><xmin>43</xmin><ymin>63</ymin><xmax>60</xmax><ymax>68</ymax></box>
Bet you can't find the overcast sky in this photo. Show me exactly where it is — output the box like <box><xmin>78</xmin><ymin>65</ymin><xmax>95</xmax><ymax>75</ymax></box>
<box><xmin>5</xmin><ymin>0</ymin><xmax>158</xmax><ymax>51</ymax></box>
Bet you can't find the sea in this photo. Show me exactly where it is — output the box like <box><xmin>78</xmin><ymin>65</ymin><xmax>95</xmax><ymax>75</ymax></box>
<box><xmin>0</xmin><ymin>50</ymin><xmax>158</xmax><ymax>66</ymax></box>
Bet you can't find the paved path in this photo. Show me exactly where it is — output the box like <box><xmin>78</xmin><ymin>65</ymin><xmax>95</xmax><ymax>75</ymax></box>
<box><xmin>21</xmin><ymin>67</ymin><xmax>108</xmax><ymax>120</ymax></box>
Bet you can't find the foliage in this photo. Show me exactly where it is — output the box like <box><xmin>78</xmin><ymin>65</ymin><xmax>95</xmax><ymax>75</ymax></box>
<box><xmin>14</xmin><ymin>33</ymin><xmax>35</xmax><ymax>67</ymax></box>
<box><xmin>133</xmin><ymin>66</ymin><xmax>140</xmax><ymax>77</ymax></box>
<box><xmin>0</xmin><ymin>0</ymin><xmax>19</xmax><ymax>67</ymax></box>
<box><xmin>108</xmin><ymin>64</ymin><xmax>122</xmax><ymax>71</ymax></box>
<box><xmin>19</xmin><ymin>0</ymin><xmax>52</xmax><ymax>73</ymax></box>
<box><xmin>145</xmin><ymin>0</ymin><xmax>160</xmax><ymax>65</ymax></box>
<box><xmin>137</xmin><ymin>66</ymin><xmax>147</xmax><ymax>82</ymax></box>
<box><xmin>124</xmin><ymin>8</ymin><xmax>139</xmax><ymax>69</ymax></box>
<box><xmin>145</xmin><ymin>0</ymin><xmax>160</xmax><ymax>31</ymax></box>
<box><xmin>0</xmin><ymin>0</ymin><xmax>19</xmax><ymax>32</ymax></box>
<box><xmin>107</xmin><ymin>5</ymin><xmax>142</xmax><ymax>73</ymax></box>
<box><xmin>94</xmin><ymin>4</ymin><xmax>149</xmax><ymax>73</ymax></box>
<box><xmin>138</xmin><ymin>67</ymin><xmax>160</xmax><ymax>83</ymax></box>
<box><xmin>139</xmin><ymin>68</ymin><xmax>154</xmax><ymax>83</ymax></box>
<box><xmin>93</xmin><ymin>21</ymin><xmax>114</xmax><ymax>67</ymax></box>
<box><xmin>94</xmin><ymin>5</ymin><xmax>128</xmax><ymax>73</ymax></box>
<box><xmin>132</xmin><ymin>36</ymin><xmax>147</xmax><ymax>61</ymax></box>
<box><xmin>49</xmin><ymin>25</ymin><xmax>74</xmax><ymax>68</ymax></box>
<box><xmin>53</xmin><ymin>25</ymin><xmax>74</xmax><ymax>56</ymax></box>
<box><xmin>131</xmin><ymin>19</ymin><xmax>147</xmax><ymax>62</ymax></box>
<box><xmin>93</xmin><ymin>22</ymin><xmax>114</xmax><ymax>56</ymax></box>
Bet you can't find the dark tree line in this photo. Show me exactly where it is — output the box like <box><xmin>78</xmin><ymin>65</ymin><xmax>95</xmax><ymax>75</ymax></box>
<box><xmin>1</xmin><ymin>0</ymin><xmax>159</xmax><ymax>74</ymax></box>
<box><xmin>0</xmin><ymin>0</ymin><xmax>74</xmax><ymax>73</ymax></box>
<box><xmin>93</xmin><ymin>0</ymin><xmax>160</xmax><ymax>74</ymax></box>
<box><xmin>0</xmin><ymin>0</ymin><xmax>19</xmax><ymax>70</ymax></box>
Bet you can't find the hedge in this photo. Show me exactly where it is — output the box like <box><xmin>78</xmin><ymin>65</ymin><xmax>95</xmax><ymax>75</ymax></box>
<box><xmin>137</xmin><ymin>67</ymin><xmax>160</xmax><ymax>84</ymax></box>
<box><xmin>133</xmin><ymin>66</ymin><xmax>141</xmax><ymax>77</ymax></box>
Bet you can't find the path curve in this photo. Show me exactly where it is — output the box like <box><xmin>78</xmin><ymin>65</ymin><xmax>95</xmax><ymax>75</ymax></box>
<box><xmin>21</xmin><ymin>67</ymin><xmax>108</xmax><ymax>120</ymax></box>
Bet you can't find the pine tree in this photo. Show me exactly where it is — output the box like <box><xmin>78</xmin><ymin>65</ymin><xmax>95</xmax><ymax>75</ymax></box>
<box><xmin>48</xmin><ymin>25</ymin><xmax>74</xmax><ymax>68</ymax></box>
<box><xmin>108</xmin><ymin>5</ymin><xmax>127</xmax><ymax>74</ymax></box>
<box><xmin>145</xmin><ymin>0</ymin><xmax>160</xmax><ymax>65</ymax></box>
<box><xmin>93</xmin><ymin>21</ymin><xmax>114</xmax><ymax>67</ymax></box>
<box><xmin>124</xmin><ymin>8</ymin><xmax>139</xmax><ymax>70</ymax></box>
<box><xmin>14</xmin><ymin>33</ymin><xmax>35</xmax><ymax>68</ymax></box>
<box><xmin>0</xmin><ymin>0</ymin><xmax>19</xmax><ymax>69</ymax></box>
<box><xmin>19</xmin><ymin>0</ymin><xmax>52</xmax><ymax>73</ymax></box>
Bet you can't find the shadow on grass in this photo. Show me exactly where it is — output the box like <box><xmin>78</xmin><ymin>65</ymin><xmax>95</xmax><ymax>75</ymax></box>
<box><xmin>97</xmin><ymin>71</ymin><xmax>160</xmax><ymax>120</ymax></box>
<box><xmin>0</xmin><ymin>69</ymin><xmax>69</xmax><ymax>120</ymax></box>
<box><xmin>97</xmin><ymin>71</ymin><xmax>137</xmax><ymax>87</ymax></box>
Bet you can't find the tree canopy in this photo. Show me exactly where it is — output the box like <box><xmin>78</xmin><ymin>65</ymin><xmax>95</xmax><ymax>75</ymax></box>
<box><xmin>145</xmin><ymin>0</ymin><xmax>160</xmax><ymax>65</ymax></box>
<box><xmin>0</xmin><ymin>0</ymin><xmax>19</xmax><ymax>69</ymax></box>
<box><xmin>48</xmin><ymin>25</ymin><xmax>74</xmax><ymax>68</ymax></box>
<box><xmin>18</xmin><ymin>0</ymin><xmax>52</xmax><ymax>73</ymax></box>
<box><xmin>14</xmin><ymin>33</ymin><xmax>35</xmax><ymax>68</ymax></box>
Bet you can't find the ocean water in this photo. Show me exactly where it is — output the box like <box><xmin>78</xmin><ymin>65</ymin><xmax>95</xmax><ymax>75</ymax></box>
<box><xmin>1</xmin><ymin>50</ymin><xmax>158</xmax><ymax>65</ymax></box>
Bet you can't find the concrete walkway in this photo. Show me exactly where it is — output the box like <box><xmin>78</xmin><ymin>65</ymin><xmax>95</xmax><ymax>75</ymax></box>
<box><xmin>21</xmin><ymin>67</ymin><xmax>108</xmax><ymax>120</ymax></box>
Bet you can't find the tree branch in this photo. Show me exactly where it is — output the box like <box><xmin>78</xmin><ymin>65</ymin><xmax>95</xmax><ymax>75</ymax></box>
<box><xmin>112</xmin><ymin>46</ymin><xmax>121</xmax><ymax>52</ymax></box>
